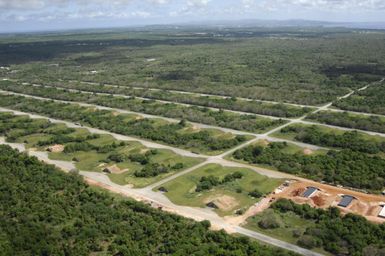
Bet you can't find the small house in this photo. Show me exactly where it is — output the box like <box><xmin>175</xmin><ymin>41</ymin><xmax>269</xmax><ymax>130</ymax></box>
<box><xmin>302</xmin><ymin>186</ymin><xmax>318</xmax><ymax>198</ymax></box>
<box><xmin>378</xmin><ymin>206</ymin><xmax>385</xmax><ymax>218</ymax></box>
<box><xmin>206</xmin><ymin>201</ymin><xmax>218</xmax><ymax>209</ymax></box>
<box><xmin>338</xmin><ymin>195</ymin><xmax>355</xmax><ymax>208</ymax></box>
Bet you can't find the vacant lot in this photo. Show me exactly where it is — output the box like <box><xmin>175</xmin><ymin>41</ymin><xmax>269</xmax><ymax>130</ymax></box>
<box><xmin>158</xmin><ymin>163</ymin><xmax>283</xmax><ymax>216</ymax></box>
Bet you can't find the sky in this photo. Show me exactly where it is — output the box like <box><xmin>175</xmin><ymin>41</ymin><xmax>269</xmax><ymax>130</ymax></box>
<box><xmin>1</xmin><ymin>0</ymin><xmax>385</xmax><ymax>32</ymax></box>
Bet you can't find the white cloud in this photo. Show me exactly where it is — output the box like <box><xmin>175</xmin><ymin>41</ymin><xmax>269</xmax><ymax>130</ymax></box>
<box><xmin>187</xmin><ymin>0</ymin><xmax>210</xmax><ymax>8</ymax></box>
<box><xmin>255</xmin><ymin>0</ymin><xmax>385</xmax><ymax>11</ymax></box>
<box><xmin>0</xmin><ymin>0</ymin><xmax>45</xmax><ymax>9</ymax></box>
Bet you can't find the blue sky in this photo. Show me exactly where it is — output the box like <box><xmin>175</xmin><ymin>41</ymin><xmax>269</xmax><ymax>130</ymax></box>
<box><xmin>1</xmin><ymin>0</ymin><xmax>385</xmax><ymax>32</ymax></box>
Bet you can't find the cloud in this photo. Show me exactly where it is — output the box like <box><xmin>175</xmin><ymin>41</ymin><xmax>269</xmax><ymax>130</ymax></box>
<box><xmin>0</xmin><ymin>0</ymin><xmax>168</xmax><ymax>10</ymax></box>
<box><xmin>0</xmin><ymin>0</ymin><xmax>45</xmax><ymax>9</ymax></box>
<box><xmin>255</xmin><ymin>0</ymin><xmax>385</xmax><ymax>11</ymax></box>
<box><xmin>187</xmin><ymin>0</ymin><xmax>210</xmax><ymax>8</ymax></box>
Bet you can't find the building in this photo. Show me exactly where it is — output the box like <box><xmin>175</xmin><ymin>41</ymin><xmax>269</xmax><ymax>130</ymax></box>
<box><xmin>379</xmin><ymin>205</ymin><xmax>385</xmax><ymax>218</ymax></box>
<box><xmin>206</xmin><ymin>202</ymin><xmax>218</xmax><ymax>209</ymax></box>
<box><xmin>338</xmin><ymin>195</ymin><xmax>355</xmax><ymax>208</ymax></box>
<box><xmin>302</xmin><ymin>186</ymin><xmax>318</xmax><ymax>198</ymax></box>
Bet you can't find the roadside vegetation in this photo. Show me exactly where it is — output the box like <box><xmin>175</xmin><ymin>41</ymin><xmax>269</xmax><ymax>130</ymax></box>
<box><xmin>0</xmin><ymin>145</ymin><xmax>296</xmax><ymax>256</ymax></box>
<box><xmin>6</xmin><ymin>80</ymin><xmax>312</xmax><ymax>118</ymax></box>
<box><xmin>273</xmin><ymin>123</ymin><xmax>385</xmax><ymax>154</ymax></box>
<box><xmin>244</xmin><ymin>198</ymin><xmax>385</xmax><ymax>256</ymax></box>
<box><xmin>232</xmin><ymin>140</ymin><xmax>385</xmax><ymax>192</ymax></box>
<box><xmin>0</xmin><ymin>94</ymin><xmax>252</xmax><ymax>155</ymax></box>
<box><xmin>158</xmin><ymin>163</ymin><xmax>282</xmax><ymax>216</ymax></box>
<box><xmin>0</xmin><ymin>80</ymin><xmax>286</xmax><ymax>133</ymax></box>
<box><xmin>0</xmin><ymin>112</ymin><xmax>202</xmax><ymax>187</ymax></box>
<box><xmin>334</xmin><ymin>81</ymin><xmax>385</xmax><ymax>115</ymax></box>
<box><xmin>307</xmin><ymin>111</ymin><xmax>385</xmax><ymax>134</ymax></box>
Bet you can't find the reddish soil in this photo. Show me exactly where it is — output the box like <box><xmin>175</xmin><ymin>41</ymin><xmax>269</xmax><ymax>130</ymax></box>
<box><xmin>312</xmin><ymin>195</ymin><xmax>325</xmax><ymax>207</ymax></box>
<box><xmin>271</xmin><ymin>180</ymin><xmax>385</xmax><ymax>223</ymax></box>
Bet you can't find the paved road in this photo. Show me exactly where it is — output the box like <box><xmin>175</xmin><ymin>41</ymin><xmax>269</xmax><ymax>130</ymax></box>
<box><xmin>0</xmin><ymin>107</ymin><xmax>206</xmax><ymax>158</ymax></box>
<box><xmin>0</xmin><ymin>90</ymin><xmax>333</xmax><ymax>151</ymax></box>
<box><xmin>31</xmin><ymin>83</ymin><xmax>285</xmax><ymax>120</ymax></box>
<box><xmin>0</xmin><ymin>77</ymin><xmax>381</xmax><ymax>256</ymax></box>
<box><xmin>0</xmin><ymin>136</ymin><xmax>321</xmax><ymax>256</ymax></box>
<box><xmin>73</xmin><ymin>79</ymin><xmax>315</xmax><ymax>109</ymax></box>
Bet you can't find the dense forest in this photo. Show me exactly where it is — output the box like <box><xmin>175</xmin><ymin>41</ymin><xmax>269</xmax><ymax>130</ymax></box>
<box><xmin>0</xmin><ymin>94</ymin><xmax>248</xmax><ymax>154</ymax></box>
<box><xmin>268</xmin><ymin>199</ymin><xmax>385</xmax><ymax>255</ymax></box>
<box><xmin>307</xmin><ymin>111</ymin><xmax>385</xmax><ymax>134</ymax></box>
<box><xmin>334</xmin><ymin>82</ymin><xmax>385</xmax><ymax>115</ymax></box>
<box><xmin>0</xmin><ymin>145</ymin><xmax>295</xmax><ymax>255</ymax></box>
<box><xmin>233</xmin><ymin>142</ymin><xmax>385</xmax><ymax>191</ymax></box>
<box><xmin>0</xmin><ymin>81</ymin><xmax>286</xmax><ymax>133</ymax></box>
<box><xmin>3</xmin><ymin>28</ymin><xmax>385</xmax><ymax>105</ymax></box>
<box><xmin>279</xmin><ymin>125</ymin><xmax>385</xmax><ymax>154</ymax></box>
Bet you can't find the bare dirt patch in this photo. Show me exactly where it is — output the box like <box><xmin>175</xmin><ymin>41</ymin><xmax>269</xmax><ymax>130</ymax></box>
<box><xmin>205</xmin><ymin>195</ymin><xmax>238</xmax><ymax>211</ymax></box>
<box><xmin>103</xmin><ymin>164</ymin><xmax>127</xmax><ymax>174</ymax></box>
<box><xmin>291</xmin><ymin>187</ymin><xmax>305</xmax><ymax>197</ymax></box>
<box><xmin>312</xmin><ymin>195</ymin><xmax>326</xmax><ymax>207</ymax></box>
<box><xmin>47</xmin><ymin>144</ymin><xmax>64</xmax><ymax>153</ymax></box>
<box><xmin>140</xmin><ymin>148</ymin><xmax>150</xmax><ymax>154</ymax></box>
<box><xmin>270</xmin><ymin>180</ymin><xmax>385</xmax><ymax>223</ymax></box>
<box><xmin>225</xmin><ymin>197</ymin><xmax>271</xmax><ymax>226</ymax></box>
<box><xmin>303</xmin><ymin>148</ymin><xmax>313</xmax><ymax>155</ymax></box>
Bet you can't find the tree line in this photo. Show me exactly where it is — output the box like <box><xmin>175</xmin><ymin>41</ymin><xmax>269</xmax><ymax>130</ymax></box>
<box><xmin>0</xmin><ymin>81</ymin><xmax>286</xmax><ymax>133</ymax></box>
<box><xmin>233</xmin><ymin>142</ymin><xmax>385</xmax><ymax>191</ymax></box>
<box><xmin>0</xmin><ymin>94</ymin><xmax>248</xmax><ymax>154</ymax></box>
<box><xmin>307</xmin><ymin>111</ymin><xmax>385</xmax><ymax>134</ymax></box>
<box><xmin>0</xmin><ymin>145</ymin><xmax>296</xmax><ymax>256</ymax></box>
<box><xmin>280</xmin><ymin>125</ymin><xmax>385</xmax><ymax>154</ymax></box>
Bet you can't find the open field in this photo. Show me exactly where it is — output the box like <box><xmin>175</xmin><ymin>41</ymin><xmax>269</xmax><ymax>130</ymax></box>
<box><xmin>157</xmin><ymin>163</ymin><xmax>283</xmax><ymax>216</ymax></box>
<box><xmin>0</xmin><ymin>112</ymin><xmax>203</xmax><ymax>188</ymax></box>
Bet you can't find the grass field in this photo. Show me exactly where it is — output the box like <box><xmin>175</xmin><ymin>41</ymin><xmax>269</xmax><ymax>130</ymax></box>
<box><xmin>0</xmin><ymin>113</ymin><xmax>203</xmax><ymax>188</ymax></box>
<box><xmin>48</xmin><ymin>135</ymin><xmax>203</xmax><ymax>188</ymax></box>
<box><xmin>157</xmin><ymin>163</ymin><xmax>283</xmax><ymax>216</ymax></box>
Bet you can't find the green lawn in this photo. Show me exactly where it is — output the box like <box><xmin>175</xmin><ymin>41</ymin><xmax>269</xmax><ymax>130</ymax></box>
<box><xmin>158</xmin><ymin>163</ymin><xmax>283</xmax><ymax>216</ymax></box>
<box><xmin>50</xmin><ymin>142</ymin><xmax>203</xmax><ymax>188</ymax></box>
<box><xmin>108</xmin><ymin>148</ymin><xmax>203</xmax><ymax>188</ymax></box>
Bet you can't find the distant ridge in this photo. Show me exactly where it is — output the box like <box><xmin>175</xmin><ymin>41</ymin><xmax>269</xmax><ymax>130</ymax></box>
<box><xmin>173</xmin><ymin>19</ymin><xmax>385</xmax><ymax>30</ymax></box>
